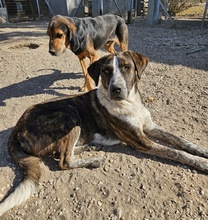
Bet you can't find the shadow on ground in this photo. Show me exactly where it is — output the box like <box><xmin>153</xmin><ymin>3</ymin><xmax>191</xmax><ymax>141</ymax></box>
<box><xmin>0</xmin><ymin>69</ymin><xmax>82</xmax><ymax>106</ymax></box>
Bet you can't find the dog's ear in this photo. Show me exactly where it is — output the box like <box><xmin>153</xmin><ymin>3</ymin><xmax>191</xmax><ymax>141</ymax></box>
<box><xmin>124</xmin><ymin>51</ymin><xmax>148</xmax><ymax>79</ymax></box>
<box><xmin>87</xmin><ymin>60</ymin><xmax>101</xmax><ymax>87</ymax></box>
<box><xmin>88</xmin><ymin>55</ymin><xmax>110</xmax><ymax>86</ymax></box>
<box><xmin>67</xmin><ymin>21</ymin><xmax>80</xmax><ymax>52</ymax></box>
<box><xmin>47</xmin><ymin>18</ymin><xmax>55</xmax><ymax>35</ymax></box>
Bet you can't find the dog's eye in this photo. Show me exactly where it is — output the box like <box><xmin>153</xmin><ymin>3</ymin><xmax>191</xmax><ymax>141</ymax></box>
<box><xmin>56</xmin><ymin>33</ymin><xmax>63</xmax><ymax>38</ymax></box>
<box><xmin>123</xmin><ymin>65</ymin><xmax>130</xmax><ymax>71</ymax></box>
<box><xmin>103</xmin><ymin>69</ymin><xmax>111</xmax><ymax>75</ymax></box>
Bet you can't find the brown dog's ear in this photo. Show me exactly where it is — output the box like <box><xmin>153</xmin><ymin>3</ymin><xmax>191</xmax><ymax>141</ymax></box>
<box><xmin>67</xmin><ymin>21</ymin><xmax>80</xmax><ymax>52</ymax></box>
<box><xmin>124</xmin><ymin>51</ymin><xmax>148</xmax><ymax>79</ymax></box>
<box><xmin>47</xmin><ymin>15</ymin><xmax>60</xmax><ymax>35</ymax></box>
<box><xmin>47</xmin><ymin>19</ymin><xmax>54</xmax><ymax>35</ymax></box>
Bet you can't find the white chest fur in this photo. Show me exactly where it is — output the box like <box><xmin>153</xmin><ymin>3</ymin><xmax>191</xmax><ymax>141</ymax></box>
<box><xmin>97</xmin><ymin>86</ymin><xmax>152</xmax><ymax>131</ymax></box>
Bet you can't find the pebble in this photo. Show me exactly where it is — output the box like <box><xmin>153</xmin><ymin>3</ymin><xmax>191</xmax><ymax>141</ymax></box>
<box><xmin>103</xmin><ymin>166</ymin><xmax>109</xmax><ymax>172</ymax></box>
<box><xmin>199</xmin><ymin>189</ymin><xmax>205</xmax><ymax>195</ymax></box>
<box><xmin>97</xmin><ymin>201</ymin><xmax>102</xmax><ymax>206</ymax></box>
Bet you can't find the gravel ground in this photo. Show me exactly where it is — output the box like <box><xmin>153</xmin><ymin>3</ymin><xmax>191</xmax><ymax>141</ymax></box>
<box><xmin>0</xmin><ymin>16</ymin><xmax>208</xmax><ymax>220</ymax></box>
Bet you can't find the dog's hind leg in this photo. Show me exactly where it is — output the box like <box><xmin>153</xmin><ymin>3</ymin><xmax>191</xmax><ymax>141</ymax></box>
<box><xmin>104</xmin><ymin>40</ymin><xmax>116</xmax><ymax>53</ymax></box>
<box><xmin>78</xmin><ymin>54</ymin><xmax>96</xmax><ymax>92</ymax></box>
<box><xmin>119</xmin><ymin>39</ymin><xmax>128</xmax><ymax>52</ymax></box>
<box><xmin>116</xmin><ymin>21</ymin><xmax>128</xmax><ymax>51</ymax></box>
<box><xmin>144</xmin><ymin>123</ymin><xmax>208</xmax><ymax>159</ymax></box>
<box><xmin>59</xmin><ymin>126</ymin><xmax>105</xmax><ymax>170</ymax></box>
<box><xmin>104</xmin><ymin>38</ymin><xmax>128</xmax><ymax>53</ymax></box>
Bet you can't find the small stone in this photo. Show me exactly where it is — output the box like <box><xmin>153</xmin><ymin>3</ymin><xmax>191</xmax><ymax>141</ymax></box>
<box><xmin>97</xmin><ymin>201</ymin><xmax>102</xmax><ymax>206</ymax></box>
<box><xmin>146</xmin><ymin>96</ymin><xmax>154</xmax><ymax>102</ymax></box>
<box><xmin>199</xmin><ymin>189</ymin><xmax>205</xmax><ymax>195</ymax></box>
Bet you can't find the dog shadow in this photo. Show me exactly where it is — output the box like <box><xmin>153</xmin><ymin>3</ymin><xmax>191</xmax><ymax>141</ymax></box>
<box><xmin>0</xmin><ymin>69</ymin><xmax>83</xmax><ymax>106</ymax></box>
<box><xmin>0</xmin><ymin>21</ymin><xmax>47</xmax><ymax>41</ymax></box>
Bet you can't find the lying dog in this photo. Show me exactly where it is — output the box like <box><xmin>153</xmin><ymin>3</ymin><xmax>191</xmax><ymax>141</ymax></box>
<box><xmin>47</xmin><ymin>14</ymin><xmax>128</xmax><ymax>92</ymax></box>
<box><xmin>0</xmin><ymin>51</ymin><xmax>207</xmax><ymax>216</ymax></box>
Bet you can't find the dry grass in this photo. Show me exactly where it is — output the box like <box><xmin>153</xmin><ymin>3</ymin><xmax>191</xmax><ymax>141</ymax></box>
<box><xmin>176</xmin><ymin>4</ymin><xmax>206</xmax><ymax>17</ymax></box>
<box><xmin>167</xmin><ymin>0</ymin><xmax>206</xmax><ymax>16</ymax></box>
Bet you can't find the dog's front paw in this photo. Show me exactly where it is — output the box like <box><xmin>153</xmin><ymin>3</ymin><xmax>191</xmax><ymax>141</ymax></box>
<box><xmin>90</xmin><ymin>156</ymin><xmax>106</xmax><ymax>168</ymax></box>
<box><xmin>87</xmin><ymin>145</ymin><xmax>103</xmax><ymax>151</ymax></box>
<box><xmin>67</xmin><ymin>156</ymin><xmax>105</xmax><ymax>169</ymax></box>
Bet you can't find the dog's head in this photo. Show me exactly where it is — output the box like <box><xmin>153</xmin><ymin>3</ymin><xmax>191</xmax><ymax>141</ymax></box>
<box><xmin>88</xmin><ymin>51</ymin><xmax>148</xmax><ymax>101</ymax></box>
<box><xmin>47</xmin><ymin>15</ymin><xmax>80</xmax><ymax>56</ymax></box>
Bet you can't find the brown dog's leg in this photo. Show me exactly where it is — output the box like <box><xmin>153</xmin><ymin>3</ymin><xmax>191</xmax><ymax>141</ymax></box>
<box><xmin>120</xmin><ymin>39</ymin><xmax>128</xmax><ymax>52</ymax></box>
<box><xmin>78</xmin><ymin>55</ymin><xmax>96</xmax><ymax>92</ymax></box>
<box><xmin>104</xmin><ymin>37</ymin><xmax>128</xmax><ymax>53</ymax></box>
<box><xmin>104</xmin><ymin>41</ymin><xmax>116</xmax><ymax>53</ymax></box>
<box><xmin>59</xmin><ymin>126</ymin><xmax>105</xmax><ymax>169</ymax></box>
<box><xmin>120</xmin><ymin>43</ymin><xmax>128</xmax><ymax>52</ymax></box>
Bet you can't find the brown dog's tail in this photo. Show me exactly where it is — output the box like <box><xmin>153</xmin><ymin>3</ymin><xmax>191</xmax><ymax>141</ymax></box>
<box><xmin>0</xmin><ymin>130</ymin><xmax>41</xmax><ymax>216</ymax></box>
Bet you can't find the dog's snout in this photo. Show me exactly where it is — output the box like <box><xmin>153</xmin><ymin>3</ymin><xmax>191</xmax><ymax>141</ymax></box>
<box><xmin>108</xmin><ymin>73</ymin><xmax>128</xmax><ymax>100</ymax></box>
<box><xmin>49</xmin><ymin>50</ymin><xmax>56</xmax><ymax>56</ymax></box>
<box><xmin>111</xmin><ymin>85</ymin><xmax>121</xmax><ymax>95</ymax></box>
<box><xmin>109</xmin><ymin>84</ymin><xmax>126</xmax><ymax>101</ymax></box>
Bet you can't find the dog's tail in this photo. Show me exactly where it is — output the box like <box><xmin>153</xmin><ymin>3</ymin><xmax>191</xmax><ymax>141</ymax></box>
<box><xmin>0</xmin><ymin>130</ymin><xmax>41</xmax><ymax>216</ymax></box>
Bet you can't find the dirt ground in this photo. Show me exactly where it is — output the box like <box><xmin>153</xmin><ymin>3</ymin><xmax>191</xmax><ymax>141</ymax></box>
<box><xmin>0</xmin><ymin>15</ymin><xmax>208</xmax><ymax>220</ymax></box>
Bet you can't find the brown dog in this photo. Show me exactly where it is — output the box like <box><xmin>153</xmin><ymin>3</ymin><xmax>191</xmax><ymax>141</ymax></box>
<box><xmin>47</xmin><ymin>14</ymin><xmax>128</xmax><ymax>92</ymax></box>
<box><xmin>0</xmin><ymin>51</ymin><xmax>207</xmax><ymax>216</ymax></box>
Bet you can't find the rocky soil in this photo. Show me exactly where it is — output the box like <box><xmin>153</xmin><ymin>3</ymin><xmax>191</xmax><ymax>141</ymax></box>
<box><xmin>0</xmin><ymin>16</ymin><xmax>207</xmax><ymax>220</ymax></box>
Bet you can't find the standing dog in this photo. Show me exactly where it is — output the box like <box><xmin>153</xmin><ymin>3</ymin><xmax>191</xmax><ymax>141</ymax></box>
<box><xmin>47</xmin><ymin>14</ymin><xmax>128</xmax><ymax>92</ymax></box>
<box><xmin>0</xmin><ymin>51</ymin><xmax>207</xmax><ymax>216</ymax></box>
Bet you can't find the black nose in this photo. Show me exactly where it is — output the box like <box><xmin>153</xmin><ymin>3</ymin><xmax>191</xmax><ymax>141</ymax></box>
<box><xmin>49</xmin><ymin>50</ymin><xmax>56</xmax><ymax>56</ymax></box>
<box><xmin>111</xmin><ymin>85</ymin><xmax>121</xmax><ymax>94</ymax></box>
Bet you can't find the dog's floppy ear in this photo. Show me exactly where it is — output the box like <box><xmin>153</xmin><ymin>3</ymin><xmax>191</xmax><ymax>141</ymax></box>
<box><xmin>124</xmin><ymin>51</ymin><xmax>148</xmax><ymax>79</ymax></box>
<box><xmin>88</xmin><ymin>55</ymin><xmax>110</xmax><ymax>86</ymax></box>
<box><xmin>87</xmin><ymin>60</ymin><xmax>101</xmax><ymax>87</ymax></box>
<box><xmin>47</xmin><ymin>17</ymin><xmax>55</xmax><ymax>35</ymax></box>
<box><xmin>67</xmin><ymin>20</ymin><xmax>80</xmax><ymax>52</ymax></box>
